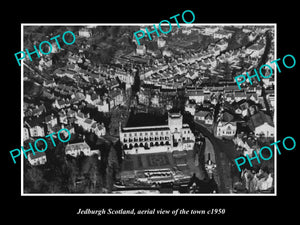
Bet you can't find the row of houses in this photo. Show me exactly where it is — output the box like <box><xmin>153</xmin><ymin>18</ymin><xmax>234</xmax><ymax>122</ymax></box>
<box><xmin>193</xmin><ymin>100</ymin><xmax>274</xmax><ymax>140</ymax></box>
<box><xmin>27</xmin><ymin>140</ymin><xmax>100</xmax><ymax>166</ymax></box>
<box><xmin>139</xmin><ymin>41</ymin><xmax>266</xmax><ymax>93</ymax></box>
<box><xmin>186</xmin><ymin>89</ymin><xmax>261</xmax><ymax>112</ymax></box>
<box><xmin>186</xmin><ymin>85</ymin><xmax>274</xmax><ymax>111</ymax></box>
<box><xmin>215</xmin><ymin>110</ymin><xmax>274</xmax><ymax>139</ymax></box>
<box><xmin>24</xmin><ymin>108</ymin><xmax>106</xmax><ymax>141</ymax></box>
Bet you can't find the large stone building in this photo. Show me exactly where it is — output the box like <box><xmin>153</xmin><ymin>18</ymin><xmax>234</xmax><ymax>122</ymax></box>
<box><xmin>119</xmin><ymin>113</ymin><xmax>195</xmax><ymax>155</ymax></box>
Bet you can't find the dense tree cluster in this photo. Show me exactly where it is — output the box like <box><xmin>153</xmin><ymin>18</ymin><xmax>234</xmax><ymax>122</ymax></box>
<box><xmin>84</xmin><ymin>26</ymin><xmax>138</xmax><ymax>66</ymax></box>
<box><xmin>23</xmin><ymin>25</ymin><xmax>139</xmax><ymax>67</ymax></box>
<box><xmin>23</xmin><ymin>135</ymin><xmax>122</xmax><ymax>193</ymax></box>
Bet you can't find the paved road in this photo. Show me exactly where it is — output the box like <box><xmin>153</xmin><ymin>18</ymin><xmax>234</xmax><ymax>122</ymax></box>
<box><xmin>195</xmin><ymin>122</ymin><xmax>240</xmax><ymax>193</ymax></box>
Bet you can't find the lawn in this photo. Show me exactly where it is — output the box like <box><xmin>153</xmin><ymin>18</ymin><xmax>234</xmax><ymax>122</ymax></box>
<box><xmin>121</xmin><ymin>149</ymin><xmax>198</xmax><ymax>178</ymax></box>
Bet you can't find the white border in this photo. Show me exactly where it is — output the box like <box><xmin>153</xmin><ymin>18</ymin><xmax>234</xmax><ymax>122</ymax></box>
<box><xmin>21</xmin><ymin>23</ymin><xmax>277</xmax><ymax>196</ymax></box>
<box><xmin>21</xmin><ymin>24</ymin><xmax>24</xmax><ymax>195</ymax></box>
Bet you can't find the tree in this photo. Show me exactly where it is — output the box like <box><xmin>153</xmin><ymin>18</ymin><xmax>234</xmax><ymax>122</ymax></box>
<box><xmin>109</xmin><ymin>26</ymin><xmax>120</xmax><ymax>38</ymax></box>
<box><xmin>106</xmin><ymin>144</ymin><xmax>120</xmax><ymax>193</ymax></box>
<box><xmin>64</xmin><ymin>158</ymin><xmax>79</xmax><ymax>192</ymax></box>
<box><xmin>24</xmin><ymin>167</ymin><xmax>46</xmax><ymax>193</ymax></box>
<box><xmin>47</xmin><ymin>178</ymin><xmax>63</xmax><ymax>193</ymax></box>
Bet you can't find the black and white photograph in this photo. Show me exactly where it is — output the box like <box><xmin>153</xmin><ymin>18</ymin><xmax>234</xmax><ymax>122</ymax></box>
<box><xmin>21</xmin><ymin>24</ymin><xmax>276</xmax><ymax>195</ymax></box>
<box><xmin>3</xmin><ymin>4</ymin><xmax>299</xmax><ymax>221</ymax></box>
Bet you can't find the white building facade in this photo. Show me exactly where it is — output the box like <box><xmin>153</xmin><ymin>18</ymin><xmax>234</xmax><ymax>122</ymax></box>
<box><xmin>28</xmin><ymin>152</ymin><xmax>47</xmax><ymax>166</ymax></box>
<box><xmin>119</xmin><ymin>113</ymin><xmax>195</xmax><ymax>155</ymax></box>
<box><xmin>215</xmin><ymin>121</ymin><xmax>237</xmax><ymax>138</ymax></box>
<box><xmin>65</xmin><ymin>142</ymin><xmax>91</xmax><ymax>157</ymax></box>
<box><xmin>254</xmin><ymin>122</ymin><xmax>274</xmax><ymax>138</ymax></box>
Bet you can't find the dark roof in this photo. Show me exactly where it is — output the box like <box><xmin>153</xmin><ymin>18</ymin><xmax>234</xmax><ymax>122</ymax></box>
<box><xmin>245</xmin><ymin>138</ymin><xmax>256</xmax><ymax>148</ymax></box>
<box><xmin>45</xmin><ymin>115</ymin><xmax>55</xmax><ymax>123</ymax></box>
<box><xmin>91</xmin><ymin>93</ymin><xmax>98</xmax><ymax>101</ymax></box>
<box><xmin>237</xmin><ymin>99</ymin><xmax>256</xmax><ymax>108</ymax></box>
<box><xmin>65</xmin><ymin>142</ymin><xmax>90</xmax><ymax>153</ymax></box>
<box><xmin>195</xmin><ymin>110</ymin><xmax>210</xmax><ymax>117</ymax></box>
<box><xmin>235</xmin><ymin>91</ymin><xmax>246</xmax><ymax>97</ymax></box>
<box><xmin>223</xmin><ymin>101</ymin><xmax>235</xmax><ymax>112</ymax></box>
<box><xmin>248</xmin><ymin>43</ymin><xmax>264</xmax><ymax>51</ymax></box>
<box><xmin>224</xmin><ymin>85</ymin><xmax>240</xmax><ymax>92</ymax></box>
<box><xmin>25</xmin><ymin>117</ymin><xmax>44</xmax><ymax>128</ymax></box>
<box><xmin>186</xmin><ymin>90</ymin><xmax>204</xmax><ymax>96</ymax></box>
<box><xmin>84</xmin><ymin>118</ymin><xmax>94</xmax><ymax>124</ymax></box>
<box><xmin>126</xmin><ymin>113</ymin><xmax>167</xmax><ymax>128</ymax></box>
<box><xmin>221</xmin><ymin>111</ymin><xmax>234</xmax><ymax>122</ymax></box>
<box><xmin>29</xmin><ymin>151</ymin><xmax>46</xmax><ymax>160</ymax></box>
<box><xmin>248</xmin><ymin>111</ymin><xmax>274</xmax><ymax>129</ymax></box>
<box><xmin>122</xmin><ymin>126</ymin><xmax>170</xmax><ymax>133</ymax></box>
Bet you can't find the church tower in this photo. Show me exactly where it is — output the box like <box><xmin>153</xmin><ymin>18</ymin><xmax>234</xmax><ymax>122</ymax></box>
<box><xmin>168</xmin><ymin>112</ymin><xmax>183</xmax><ymax>133</ymax></box>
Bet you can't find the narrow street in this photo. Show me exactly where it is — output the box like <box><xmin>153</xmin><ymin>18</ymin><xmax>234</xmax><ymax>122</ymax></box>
<box><xmin>108</xmin><ymin>77</ymin><xmax>133</xmax><ymax>137</ymax></box>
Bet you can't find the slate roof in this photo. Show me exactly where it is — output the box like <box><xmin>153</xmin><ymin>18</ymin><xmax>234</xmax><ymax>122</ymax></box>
<box><xmin>45</xmin><ymin>115</ymin><xmax>55</xmax><ymax>123</ymax></box>
<box><xmin>122</xmin><ymin>126</ymin><xmax>170</xmax><ymax>133</ymax></box>
<box><xmin>221</xmin><ymin>111</ymin><xmax>234</xmax><ymax>122</ymax></box>
<box><xmin>84</xmin><ymin>118</ymin><xmax>93</xmax><ymax>124</ymax></box>
<box><xmin>248</xmin><ymin>43</ymin><xmax>265</xmax><ymax>51</ymax></box>
<box><xmin>25</xmin><ymin>117</ymin><xmax>44</xmax><ymax>128</ymax></box>
<box><xmin>195</xmin><ymin>110</ymin><xmax>211</xmax><ymax>118</ymax></box>
<box><xmin>29</xmin><ymin>151</ymin><xmax>46</xmax><ymax>160</ymax></box>
<box><xmin>248</xmin><ymin>111</ymin><xmax>274</xmax><ymax>129</ymax></box>
<box><xmin>186</xmin><ymin>90</ymin><xmax>204</xmax><ymax>96</ymax></box>
<box><xmin>234</xmin><ymin>91</ymin><xmax>247</xmax><ymax>98</ymax></box>
<box><xmin>65</xmin><ymin>142</ymin><xmax>90</xmax><ymax>153</ymax></box>
<box><xmin>91</xmin><ymin>93</ymin><xmax>98</xmax><ymax>101</ymax></box>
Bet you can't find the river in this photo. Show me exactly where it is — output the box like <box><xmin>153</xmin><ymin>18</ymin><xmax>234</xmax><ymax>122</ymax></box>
<box><xmin>195</xmin><ymin>121</ymin><xmax>240</xmax><ymax>193</ymax></box>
